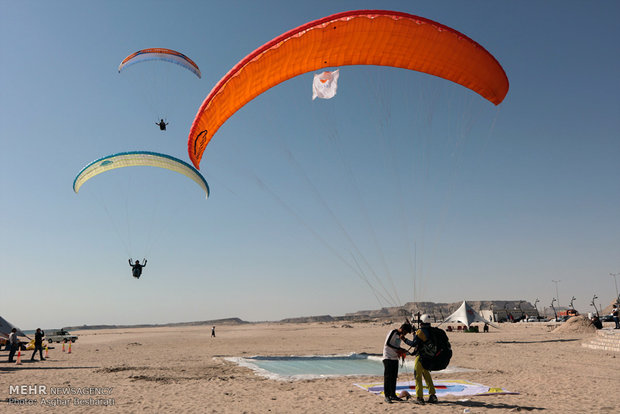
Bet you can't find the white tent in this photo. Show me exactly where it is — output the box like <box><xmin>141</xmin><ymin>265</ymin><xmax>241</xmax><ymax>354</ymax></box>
<box><xmin>0</xmin><ymin>316</ymin><xmax>27</xmax><ymax>340</ymax></box>
<box><xmin>442</xmin><ymin>301</ymin><xmax>498</xmax><ymax>328</ymax></box>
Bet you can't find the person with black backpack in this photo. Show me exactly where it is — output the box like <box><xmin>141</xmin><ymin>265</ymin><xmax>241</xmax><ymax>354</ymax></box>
<box><xmin>405</xmin><ymin>314</ymin><xmax>451</xmax><ymax>405</ymax></box>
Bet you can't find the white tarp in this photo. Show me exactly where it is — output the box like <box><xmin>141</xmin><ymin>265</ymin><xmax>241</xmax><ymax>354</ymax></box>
<box><xmin>442</xmin><ymin>301</ymin><xmax>498</xmax><ymax>328</ymax></box>
<box><xmin>312</xmin><ymin>69</ymin><xmax>340</xmax><ymax>100</ymax></box>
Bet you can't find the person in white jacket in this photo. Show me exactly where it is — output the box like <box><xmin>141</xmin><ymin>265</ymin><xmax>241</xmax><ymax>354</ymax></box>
<box><xmin>381</xmin><ymin>322</ymin><xmax>412</xmax><ymax>403</ymax></box>
<box><xmin>7</xmin><ymin>328</ymin><xmax>20</xmax><ymax>362</ymax></box>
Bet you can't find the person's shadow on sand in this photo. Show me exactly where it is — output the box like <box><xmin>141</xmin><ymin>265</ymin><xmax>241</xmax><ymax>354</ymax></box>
<box><xmin>440</xmin><ymin>400</ymin><xmax>544</xmax><ymax>411</ymax></box>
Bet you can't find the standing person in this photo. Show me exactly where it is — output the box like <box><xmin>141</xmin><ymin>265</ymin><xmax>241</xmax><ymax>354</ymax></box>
<box><xmin>30</xmin><ymin>328</ymin><xmax>45</xmax><ymax>361</ymax></box>
<box><xmin>382</xmin><ymin>322</ymin><xmax>412</xmax><ymax>403</ymax></box>
<box><xmin>7</xmin><ymin>328</ymin><xmax>19</xmax><ymax>362</ymax></box>
<box><xmin>211</xmin><ymin>326</ymin><xmax>216</xmax><ymax>338</ymax></box>
<box><xmin>406</xmin><ymin>314</ymin><xmax>438</xmax><ymax>405</ymax></box>
<box><xmin>129</xmin><ymin>258</ymin><xmax>147</xmax><ymax>279</ymax></box>
<box><xmin>612</xmin><ymin>304</ymin><xmax>619</xmax><ymax>329</ymax></box>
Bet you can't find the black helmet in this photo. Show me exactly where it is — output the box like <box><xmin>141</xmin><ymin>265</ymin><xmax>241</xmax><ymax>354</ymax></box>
<box><xmin>400</xmin><ymin>323</ymin><xmax>413</xmax><ymax>334</ymax></box>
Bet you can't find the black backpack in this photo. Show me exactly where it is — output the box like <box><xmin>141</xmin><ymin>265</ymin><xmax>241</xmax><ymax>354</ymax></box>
<box><xmin>418</xmin><ymin>327</ymin><xmax>452</xmax><ymax>371</ymax></box>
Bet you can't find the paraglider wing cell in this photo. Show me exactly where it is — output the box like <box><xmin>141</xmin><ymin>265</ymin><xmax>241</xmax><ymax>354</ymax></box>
<box><xmin>188</xmin><ymin>9</ymin><xmax>509</xmax><ymax>168</ymax></box>
<box><xmin>73</xmin><ymin>151</ymin><xmax>209</xmax><ymax>198</ymax></box>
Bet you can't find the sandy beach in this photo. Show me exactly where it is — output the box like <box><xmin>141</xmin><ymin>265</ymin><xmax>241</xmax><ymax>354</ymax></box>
<box><xmin>1</xmin><ymin>320</ymin><xmax>618</xmax><ymax>413</ymax></box>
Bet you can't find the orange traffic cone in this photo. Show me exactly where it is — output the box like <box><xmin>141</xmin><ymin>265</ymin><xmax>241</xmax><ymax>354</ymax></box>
<box><xmin>45</xmin><ymin>344</ymin><xmax>49</xmax><ymax>358</ymax></box>
<box><xmin>62</xmin><ymin>342</ymin><xmax>65</xmax><ymax>352</ymax></box>
<box><xmin>15</xmin><ymin>350</ymin><xmax>22</xmax><ymax>365</ymax></box>
<box><xmin>67</xmin><ymin>342</ymin><xmax>72</xmax><ymax>354</ymax></box>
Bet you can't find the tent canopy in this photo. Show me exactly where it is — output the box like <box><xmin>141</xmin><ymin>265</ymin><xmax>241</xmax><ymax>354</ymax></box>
<box><xmin>442</xmin><ymin>301</ymin><xmax>498</xmax><ymax>328</ymax></box>
<box><xmin>0</xmin><ymin>316</ymin><xmax>27</xmax><ymax>340</ymax></box>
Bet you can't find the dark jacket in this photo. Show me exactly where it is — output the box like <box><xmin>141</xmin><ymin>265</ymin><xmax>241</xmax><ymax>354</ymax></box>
<box><xmin>34</xmin><ymin>330</ymin><xmax>44</xmax><ymax>346</ymax></box>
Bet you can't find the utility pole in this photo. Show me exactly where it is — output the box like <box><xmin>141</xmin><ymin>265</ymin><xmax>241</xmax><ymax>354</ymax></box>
<box><xmin>550</xmin><ymin>298</ymin><xmax>558</xmax><ymax>321</ymax></box>
<box><xmin>610</xmin><ymin>273</ymin><xmax>619</xmax><ymax>302</ymax></box>
<box><xmin>591</xmin><ymin>295</ymin><xmax>600</xmax><ymax>318</ymax></box>
<box><xmin>552</xmin><ymin>280</ymin><xmax>561</xmax><ymax>307</ymax></box>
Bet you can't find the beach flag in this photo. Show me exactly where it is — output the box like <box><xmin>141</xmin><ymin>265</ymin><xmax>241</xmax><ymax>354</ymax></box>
<box><xmin>45</xmin><ymin>344</ymin><xmax>48</xmax><ymax>358</ymax></box>
<box><xmin>16</xmin><ymin>350</ymin><xmax>22</xmax><ymax>365</ymax></box>
<box><xmin>62</xmin><ymin>342</ymin><xmax>65</xmax><ymax>352</ymax></box>
<box><xmin>312</xmin><ymin>69</ymin><xmax>340</xmax><ymax>100</ymax></box>
<box><xmin>68</xmin><ymin>342</ymin><xmax>72</xmax><ymax>354</ymax></box>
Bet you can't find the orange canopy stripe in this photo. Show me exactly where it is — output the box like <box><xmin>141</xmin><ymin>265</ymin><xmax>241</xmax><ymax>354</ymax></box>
<box><xmin>188</xmin><ymin>10</ymin><xmax>509</xmax><ymax>168</ymax></box>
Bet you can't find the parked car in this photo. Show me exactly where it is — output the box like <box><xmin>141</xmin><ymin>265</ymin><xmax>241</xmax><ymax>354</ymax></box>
<box><xmin>46</xmin><ymin>329</ymin><xmax>78</xmax><ymax>343</ymax></box>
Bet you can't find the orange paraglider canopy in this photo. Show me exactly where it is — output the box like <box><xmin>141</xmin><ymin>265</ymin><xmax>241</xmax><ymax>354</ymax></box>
<box><xmin>188</xmin><ymin>10</ymin><xmax>509</xmax><ymax>168</ymax></box>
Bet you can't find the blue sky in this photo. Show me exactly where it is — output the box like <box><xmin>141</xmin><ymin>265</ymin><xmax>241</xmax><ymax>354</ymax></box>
<box><xmin>2</xmin><ymin>1</ymin><xmax>619</xmax><ymax>330</ymax></box>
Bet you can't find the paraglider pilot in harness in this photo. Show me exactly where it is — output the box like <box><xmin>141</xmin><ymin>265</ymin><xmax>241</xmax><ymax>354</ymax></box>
<box><xmin>156</xmin><ymin>119</ymin><xmax>168</xmax><ymax>131</ymax></box>
<box><xmin>401</xmin><ymin>313</ymin><xmax>451</xmax><ymax>405</ymax></box>
<box><xmin>129</xmin><ymin>258</ymin><xmax>147</xmax><ymax>279</ymax></box>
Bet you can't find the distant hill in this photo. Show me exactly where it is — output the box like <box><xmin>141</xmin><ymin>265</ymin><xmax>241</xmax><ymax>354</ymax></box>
<box><xmin>278</xmin><ymin>315</ymin><xmax>336</xmax><ymax>323</ymax></box>
<box><xmin>63</xmin><ymin>300</ymin><xmax>553</xmax><ymax>331</ymax></box>
<box><xmin>345</xmin><ymin>300</ymin><xmax>539</xmax><ymax>320</ymax></box>
<box><xmin>64</xmin><ymin>317</ymin><xmax>248</xmax><ymax>331</ymax></box>
<box><xmin>278</xmin><ymin>300</ymin><xmax>544</xmax><ymax>323</ymax></box>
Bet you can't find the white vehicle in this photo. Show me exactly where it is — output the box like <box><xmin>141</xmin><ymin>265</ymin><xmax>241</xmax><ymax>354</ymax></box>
<box><xmin>46</xmin><ymin>329</ymin><xmax>78</xmax><ymax>343</ymax></box>
<box><xmin>527</xmin><ymin>316</ymin><xmax>550</xmax><ymax>322</ymax></box>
